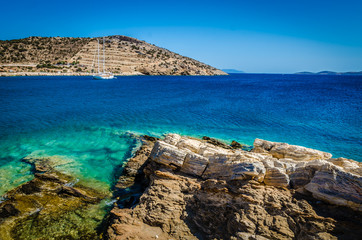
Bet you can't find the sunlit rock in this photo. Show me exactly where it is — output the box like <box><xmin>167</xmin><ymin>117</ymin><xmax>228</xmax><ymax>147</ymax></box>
<box><xmin>163</xmin><ymin>133</ymin><xmax>182</xmax><ymax>146</ymax></box>
<box><xmin>305</xmin><ymin>167</ymin><xmax>362</xmax><ymax>211</ymax></box>
<box><xmin>264</xmin><ymin>167</ymin><xmax>290</xmax><ymax>187</ymax></box>
<box><xmin>252</xmin><ymin>138</ymin><xmax>332</xmax><ymax>161</ymax></box>
<box><xmin>181</xmin><ymin>152</ymin><xmax>209</xmax><ymax>177</ymax></box>
<box><xmin>150</xmin><ymin>141</ymin><xmax>187</xmax><ymax>169</ymax></box>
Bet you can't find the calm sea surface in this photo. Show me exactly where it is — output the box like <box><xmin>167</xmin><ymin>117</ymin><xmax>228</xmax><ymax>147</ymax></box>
<box><xmin>0</xmin><ymin>74</ymin><xmax>361</xmax><ymax>195</ymax></box>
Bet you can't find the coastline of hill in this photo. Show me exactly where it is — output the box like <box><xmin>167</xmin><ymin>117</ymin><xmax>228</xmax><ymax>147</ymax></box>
<box><xmin>0</xmin><ymin>36</ymin><xmax>227</xmax><ymax>76</ymax></box>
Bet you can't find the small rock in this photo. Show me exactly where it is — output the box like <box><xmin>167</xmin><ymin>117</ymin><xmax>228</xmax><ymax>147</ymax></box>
<box><xmin>143</xmin><ymin>135</ymin><xmax>160</xmax><ymax>142</ymax></box>
<box><xmin>0</xmin><ymin>203</ymin><xmax>19</xmax><ymax>218</ymax></box>
<box><xmin>230</xmin><ymin>140</ymin><xmax>242</xmax><ymax>149</ymax></box>
<box><xmin>202</xmin><ymin>136</ymin><xmax>232</xmax><ymax>149</ymax></box>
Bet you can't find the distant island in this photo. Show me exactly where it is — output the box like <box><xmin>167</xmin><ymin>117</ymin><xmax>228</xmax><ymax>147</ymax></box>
<box><xmin>221</xmin><ymin>69</ymin><xmax>244</xmax><ymax>74</ymax></box>
<box><xmin>0</xmin><ymin>36</ymin><xmax>227</xmax><ymax>76</ymax></box>
<box><xmin>296</xmin><ymin>71</ymin><xmax>362</xmax><ymax>75</ymax></box>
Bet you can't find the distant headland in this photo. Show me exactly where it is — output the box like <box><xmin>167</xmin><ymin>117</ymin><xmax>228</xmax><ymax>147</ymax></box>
<box><xmin>0</xmin><ymin>36</ymin><xmax>227</xmax><ymax>76</ymax></box>
<box><xmin>296</xmin><ymin>71</ymin><xmax>362</xmax><ymax>75</ymax></box>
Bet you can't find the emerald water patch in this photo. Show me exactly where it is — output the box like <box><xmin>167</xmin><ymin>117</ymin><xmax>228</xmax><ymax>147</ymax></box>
<box><xmin>0</xmin><ymin>126</ymin><xmax>140</xmax><ymax>196</ymax></box>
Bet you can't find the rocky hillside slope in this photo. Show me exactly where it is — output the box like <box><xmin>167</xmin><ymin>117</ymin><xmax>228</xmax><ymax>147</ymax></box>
<box><xmin>106</xmin><ymin>134</ymin><xmax>362</xmax><ymax>240</ymax></box>
<box><xmin>0</xmin><ymin>36</ymin><xmax>226</xmax><ymax>76</ymax></box>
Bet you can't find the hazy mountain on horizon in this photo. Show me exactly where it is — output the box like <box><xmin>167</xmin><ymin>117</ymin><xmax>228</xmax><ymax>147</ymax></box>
<box><xmin>296</xmin><ymin>71</ymin><xmax>362</xmax><ymax>75</ymax></box>
<box><xmin>221</xmin><ymin>69</ymin><xmax>244</xmax><ymax>73</ymax></box>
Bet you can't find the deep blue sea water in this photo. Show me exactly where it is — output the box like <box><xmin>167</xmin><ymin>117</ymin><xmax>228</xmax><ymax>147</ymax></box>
<box><xmin>0</xmin><ymin>74</ymin><xmax>361</xmax><ymax>196</ymax></box>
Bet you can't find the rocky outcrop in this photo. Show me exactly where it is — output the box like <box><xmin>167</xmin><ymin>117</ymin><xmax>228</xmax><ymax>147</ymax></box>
<box><xmin>105</xmin><ymin>134</ymin><xmax>362</xmax><ymax>240</ymax></box>
<box><xmin>0</xmin><ymin>156</ymin><xmax>109</xmax><ymax>240</ymax></box>
<box><xmin>148</xmin><ymin>135</ymin><xmax>361</xmax><ymax>210</ymax></box>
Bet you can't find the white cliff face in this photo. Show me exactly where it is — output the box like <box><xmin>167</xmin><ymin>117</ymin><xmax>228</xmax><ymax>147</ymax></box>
<box><xmin>149</xmin><ymin>134</ymin><xmax>362</xmax><ymax>211</ymax></box>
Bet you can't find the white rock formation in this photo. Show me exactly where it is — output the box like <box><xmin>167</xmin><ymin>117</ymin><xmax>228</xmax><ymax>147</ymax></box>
<box><xmin>149</xmin><ymin>134</ymin><xmax>361</xmax><ymax>210</ymax></box>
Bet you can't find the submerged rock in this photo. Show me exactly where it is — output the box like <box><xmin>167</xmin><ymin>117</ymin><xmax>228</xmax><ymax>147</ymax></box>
<box><xmin>0</xmin><ymin>156</ymin><xmax>109</xmax><ymax>240</ymax></box>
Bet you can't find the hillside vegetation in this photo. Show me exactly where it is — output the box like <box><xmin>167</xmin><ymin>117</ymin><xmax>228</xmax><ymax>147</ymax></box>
<box><xmin>0</xmin><ymin>36</ymin><xmax>226</xmax><ymax>76</ymax></box>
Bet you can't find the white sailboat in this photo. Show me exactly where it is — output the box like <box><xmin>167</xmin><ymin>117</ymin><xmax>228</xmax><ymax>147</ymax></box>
<box><xmin>92</xmin><ymin>37</ymin><xmax>115</xmax><ymax>80</ymax></box>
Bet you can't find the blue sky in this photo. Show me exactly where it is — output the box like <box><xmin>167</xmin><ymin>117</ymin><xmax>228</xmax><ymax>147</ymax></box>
<box><xmin>1</xmin><ymin>0</ymin><xmax>362</xmax><ymax>73</ymax></box>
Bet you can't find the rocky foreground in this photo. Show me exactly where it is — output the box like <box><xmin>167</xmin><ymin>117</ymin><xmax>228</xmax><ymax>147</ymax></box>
<box><xmin>1</xmin><ymin>134</ymin><xmax>361</xmax><ymax>239</ymax></box>
<box><xmin>106</xmin><ymin>134</ymin><xmax>362</xmax><ymax>240</ymax></box>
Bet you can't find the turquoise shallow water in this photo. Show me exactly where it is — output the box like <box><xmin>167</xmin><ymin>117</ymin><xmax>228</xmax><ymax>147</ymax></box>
<box><xmin>0</xmin><ymin>74</ymin><xmax>361</xmax><ymax>195</ymax></box>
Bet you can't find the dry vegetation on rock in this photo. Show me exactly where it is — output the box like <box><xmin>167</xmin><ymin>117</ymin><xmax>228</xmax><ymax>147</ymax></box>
<box><xmin>0</xmin><ymin>36</ymin><xmax>226</xmax><ymax>76</ymax></box>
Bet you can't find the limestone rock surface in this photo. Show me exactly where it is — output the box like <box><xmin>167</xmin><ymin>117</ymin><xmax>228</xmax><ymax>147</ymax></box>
<box><xmin>252</xmin><ymin>138</ymin><xmax>332</xmax><ymax>161</ymax></box>
<box><xmin>150</xmin><ymin>140</ymin><xmax>187</xmax><ymax>169</ymax></box>
<box><xmin>305</xmin><ymin>167</ymin><xmax>362</xmax><ymax>211</ymax></box>
<box><xmin>149</xmin><ymin>135</ymin><xmax>361</xmax><ymax>210</ymax></box>
<box><xmin>264</xmin><ymin>167</ymin><xmax>290</xmax><ymax>187</ymax></box>
<box><xmin>181</xmin><ymin>152</ymin><xmax>209</xmax><ymax>177</ymax></box>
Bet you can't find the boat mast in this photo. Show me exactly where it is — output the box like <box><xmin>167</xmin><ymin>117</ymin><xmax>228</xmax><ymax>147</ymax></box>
<box><xmin>97</xmin><ymin>39</ymin><xmax>100</xmax><ymax>74</ymax></box>
<box><xmin>103</xmin><ymin>37</ymin><xmax>105</xmax><ymax>73</ymax></box>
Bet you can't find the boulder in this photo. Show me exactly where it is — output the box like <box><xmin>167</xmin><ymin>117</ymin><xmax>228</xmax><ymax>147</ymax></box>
<box><xmin>163</xmin><ymin>133</ymin><xmax>182</xmax><ymax>146</ymax></box>
<box><xmin>181</xmin><ymin>152</ymin><xmax>209</xmax><ymax>177</ymax></box>
<box><xmin>202</xmin><ymin>153</ymin><xmax>266</xmax><ymax>181</ymax></box>
<box><xmin>198</xmin><ymin>143</ymin><xmax>233</xmax><ymax>158</ymax></box>
<box><xmin>263</xmin><ymin>167</ymin><xmax>290</xmax><ymax>187</ymax></box>
<box><xmin>176</xmin><ymin>137</ymin><xmax>202</xmax><ymax>153</ymax></box>
<box><xmin>202</xmin><ymin>154</ymin><xmax>232</xmax><ymax>180</ymax></box>
<box><xmin>328</xmin><ymin>157</ymin><xmax>362</xmax><ymax>176</ymax></box>
<box><xmin>289</xmin><ymin>160</ymin><xmax>333</xmax><ymax>189</ymax></box>
<box><xmin>304</xmin><ymin>167</ymin><xmax>362</xmax><ymax>211</ymax></box>
<box><xmin>252</xmin><ymin>139</ymin><xmax>332</xmax><ymax>161</ymax></box>
<box><xmin>150</xmin><ymin>141</ymin><xmax>187</xmax><ymax>169</ymax></box>
<box><xmin>230</xmin><ymin>161</ymin><xmax>265</xmax><ymax>182</ymax></box>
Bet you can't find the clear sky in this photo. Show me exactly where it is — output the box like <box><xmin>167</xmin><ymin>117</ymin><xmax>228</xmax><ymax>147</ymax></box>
<box><xmin>1</xmin><ymin>0</ymin><xmax>362</xmax><ymax>73</ymax></box>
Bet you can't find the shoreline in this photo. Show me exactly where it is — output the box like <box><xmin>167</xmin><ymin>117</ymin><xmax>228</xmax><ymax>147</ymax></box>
<box><xmin>0</xmin><ymin>72</ymin><xmax>142</xmax><ymax>77</ymax></box>
<box><xmin>0</xmin><ymin>72</ymin><xmax>228</xmax><ymax>77</ymax></box>
<box><xmin>1</xmin><ymin>134</ymin><xmax>361</xmax><ymax>239</ymax></box>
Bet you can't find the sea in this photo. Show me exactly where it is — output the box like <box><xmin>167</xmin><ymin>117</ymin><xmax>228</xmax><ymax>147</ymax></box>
<box><xmin>0</xmin><ymin>74</ymin><xmax>361</xmax><ymax>197</ymax></box>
